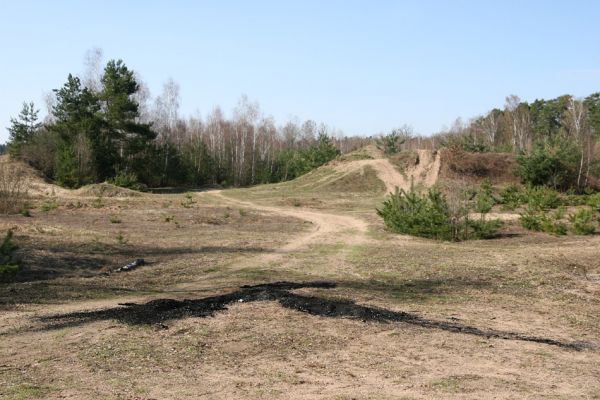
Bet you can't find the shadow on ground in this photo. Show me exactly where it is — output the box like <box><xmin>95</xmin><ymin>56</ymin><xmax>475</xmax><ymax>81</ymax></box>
<box><xmin>34</xmin><ymin>281</ymin><xmax>589</xmax><ymax>350</ymax></box>
<box><xmin>11</xmin><ymin>243</ymin><xmax>271</xmax><ymax>283</ymax></box>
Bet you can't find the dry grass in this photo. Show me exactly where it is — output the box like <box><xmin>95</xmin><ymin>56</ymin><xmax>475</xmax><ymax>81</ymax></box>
<box><xmin>0</xmin><ymin>162</ymin><xmax>28</xmax><ymax>214</ymax></box>
<box><xmin>1</xmin><ymin>154</ymin><xmax>599</xmax><ymax>399</ymax></box>
<box><xmin>440</xmin><ymin>149</ymin><xmax>518</xmax><ymax>184</ymax></box>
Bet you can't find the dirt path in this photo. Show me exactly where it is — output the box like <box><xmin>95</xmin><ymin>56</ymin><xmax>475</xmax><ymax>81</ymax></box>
<box><xmin>4</xmin><ymin>153</ymin><xmax>600</xmax><ymax>400</ymax></box>
<box><xmin>201</xmin><ymin>151</ymin><xmax>441</xmax><ymax>269</ymax></box>
<box><xmin>209</xmin><ymin>191</ymin><xmax>370</xmax><ymax>264</ymax></box>
<box><xmin>332</xmin><ymin>149</ymin><xmax>441</xmax><ymax>193</ymax></box>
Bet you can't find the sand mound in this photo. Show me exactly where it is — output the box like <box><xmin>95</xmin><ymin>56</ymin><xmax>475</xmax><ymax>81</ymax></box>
<box><xmin>310</xmin><ymin>148</ymin><xmax>443</xmax><ymax>194</ymax></box>
<box><xmin>75</xmin><ymin>183</ymin><xmax>142</xmax><ymax>198</ymax></box>
<box><xmin>318</xmin><ymin>166</ymin><xmax>386</xmax><ymax>193</ymax></box>
<box><xmin>0</xmin><ymin>156</ymin><xmax>142</xmax><ymax>198</ymax></box>
<box><xmin>0</xmin><ymin>155</ymin><xmax>69</xmax><ymax>197</ymax></box>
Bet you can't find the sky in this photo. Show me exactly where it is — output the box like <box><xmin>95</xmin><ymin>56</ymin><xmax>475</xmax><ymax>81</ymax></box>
<box><xmin>1</xmin><ymin>0</ymin><xmax>600</xmax><ymax>143</ymax></box>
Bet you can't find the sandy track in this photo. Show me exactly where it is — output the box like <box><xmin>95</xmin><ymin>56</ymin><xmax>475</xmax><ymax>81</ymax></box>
<box><xmin>332</xmin><ymin>149</ymin><xmax>441</xmax><ymax>193</ymax></box>
<box><xmin>210</xmin><ymin>191</ymin><xmax>369</xmax><ymax>263</ymax></box>
<box><xmin>206</xmin><ymin>151</ymin><xmax>441</xmax><ymax>265</ymax></box>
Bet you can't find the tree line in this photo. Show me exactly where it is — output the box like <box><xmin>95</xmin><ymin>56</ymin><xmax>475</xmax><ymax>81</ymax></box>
<box><xmin>434</xmin><ymin>94</ymin><xmax>599</xmax><ymax>153</ymax></box>
<box><xmin>6</xmin><ymin>55</ymin><xmax>368</xmax><ymax>189</ymax></box>
<box><xmin>415</xmin><ymin>94</ymin><xmax>600</xmax><ymax>192</ymax></box>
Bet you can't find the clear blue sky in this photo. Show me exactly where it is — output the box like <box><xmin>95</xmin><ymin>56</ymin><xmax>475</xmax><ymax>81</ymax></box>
<box><xmin>1</xmin><ymin>0</ymin><xmax>599</xmax><ymax>143</ymax></box>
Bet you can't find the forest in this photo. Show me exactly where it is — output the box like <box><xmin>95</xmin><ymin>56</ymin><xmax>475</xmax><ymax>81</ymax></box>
<box><xmin>5</xmin><ymin>57</ymin><xmax>367</xmax><ymax>189</ymax></box>
<box><xmin>4</xmin><ymin>54</ymin><xmax>600</xmax><ymax>193</ymax></box>
<box><xmin>427</xmin><ymin>92</ymin><xmax>600</xmax><ymax>191</ymax></box>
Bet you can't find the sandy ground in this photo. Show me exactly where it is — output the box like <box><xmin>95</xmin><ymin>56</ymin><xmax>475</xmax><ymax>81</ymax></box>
<box><xmin>331</xmin><ymin>149</ymin><xmax>441</xmax><ymax>193</ymax></box>
<box><xmin>1</xmin><ymin>153</ymin><xmax>599</xmax><ymax>399</ymax></box>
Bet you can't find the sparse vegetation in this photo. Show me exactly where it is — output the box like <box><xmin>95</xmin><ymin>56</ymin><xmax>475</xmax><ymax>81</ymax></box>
<box><xmin>92</xmin><ymin>197</ymin><xmax>103</xmax><ymax>208</ymax></box>
<box><xmin>376</xmin><ymin>126</ymin><xmax>412</xmax><ymax>155</ymax></box>
<box><xmin>520</xmin><ymin>208</ymin><xmax>568</xmax><ymax>235</ymax></box>
<box><xmin>524</xmin><ymin>185</ymin><xmax>561</xmax><ymax>210</ymax></box>
<box><xmin>3</xmin><ymin>8</ymin><xmax>600</xmax><ymax>399</ymax></box>
<box><xmin>115</xmin><ymin>232</ymin><xmax>128</xmax><ymax>245</ymax></box>
<box><xmin>40</xmin><ymin>199</ymin><xmax>59</xmax><ymax>212</ymax></box>
<box><xmin>499</xmin><ymin>184</ymin><xmax>524</xmax><ymax>210</ymax></box>
<box><xmin>584</xmin><ymin>193</ymin><xmax>600</xmax><ymax>211</ymax></box>
<box><xmin>0</xmin><ymin>230</ymin><xmax>20</xmax><ymax>281</ymax></box>
<box><xmin>0</xmin><ymin>163</ymin><xmax>28</xmax><ymax>214</ymax></box>
<box><xmin>474</xmin><ymin>179</ymin><xmax>495</xmax><ymax>214</ymax></box>
<box><xmin>181</xmin><ymin>192</ymin><xmax>196</xmax><ymax>208</ymax></box>
<box><xmin>19</xmin><ymin>204</ymin><xmax>32</xmax><ymax>217</ymax></box>
<box><xmin>568</xmin><ymin>208</ymin><xmax>597</xmax><ymax>235</ymax></box>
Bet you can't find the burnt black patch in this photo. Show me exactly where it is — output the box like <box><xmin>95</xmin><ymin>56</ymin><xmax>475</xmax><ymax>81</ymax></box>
<box><xmin>36</xmin><ymin>281</ymin><xmax>589</xmax><ymax>350</ymax></box>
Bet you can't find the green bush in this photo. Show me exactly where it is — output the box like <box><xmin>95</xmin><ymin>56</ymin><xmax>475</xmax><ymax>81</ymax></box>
<box><xmin>586</xmin><ymin>193</ymin><xmax>600</xmax><ymax>211</ymax></box>
<box><xmin>564</xmin><ymin>194</ymin><xmax>588</xmax><ymax>206</ymax></box>
<box><xmin>474</xmin><ymin>179</ymin><xmax>495</xmax><ymax>214</ymax></box>
<box><xmin>520</xmin><ymin>208</ymin><xmax>544</xmax><ymax>231</ymax></box>
<box><xmin>525</xmin><ymin>185</ymin><xmax>561</xmax><ymax>210</ymax></box>
<box><xmin>540</xmin><ymin>216</ymin><xmax>567</xmax><ymax>236</ymax></box>
<box><xmin>569</xmin><ymin>208</ymin><xmax>597</xmax><ymax>235</ymax></box>
<box><xmin>520</xmin><ymin>208</ymin><xmax>567</xmax><ymax>235</ymax></box>
<box><xmin>499</xmin><ymin>184</ymin><xmax>524</xmax><ymax>210</ymax></box>
<box><xmin>108</xmin><ymin>171</ymin><xmax>145</xmax><ymax>191</ymax></box>
<box><xmin>377</xmin><ymin>186</ymin><xmax>501</xmax><ymax>241</ymax></box>
<box><xmin>515</xmin><ymin>138</ymin><xmax>579</xmax><ymax>190</ymax></box>
<box><xmin>467</xmin><ymin>218</ymin><xmax>503</xmax><ymax>239</ymax></box>
<box><xmin>552</xmin><ymin>206</ymin><xmax>566</xmax><ymax>220</ymax></box>
<box><xmin>377</xmin><ymin>187</ymin><xmax>452</xmax><ymax>240</ymax></box>
<box><xmin>1</xmin><ymin>230</ymin><xmax>17</xmax><ymax>256</ymax></box>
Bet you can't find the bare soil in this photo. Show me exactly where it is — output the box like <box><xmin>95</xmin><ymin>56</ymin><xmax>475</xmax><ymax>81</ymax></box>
<box><xmin>1</xmin><ymin>153</ymin><xmax>599</xmax><ymax>399</ymax></box>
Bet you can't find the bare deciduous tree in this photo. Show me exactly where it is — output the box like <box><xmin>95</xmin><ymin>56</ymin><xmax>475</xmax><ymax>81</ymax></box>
<box><xmin>504</xmin><ymin>95</ymin><xmax>530</xmax><ymax>152</ymax></box>
<box><xmin>82</xmin><ymin>47</ymin><xmax>104</xmax><ymax>92</ymax></box>
<box><xmin>565</xmin><ymin>97</ymin><xmax>592</xmax><ymax>188</ymax></box>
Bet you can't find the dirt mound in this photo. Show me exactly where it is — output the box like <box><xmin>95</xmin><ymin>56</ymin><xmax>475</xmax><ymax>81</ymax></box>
<box><xmin>266</xmin><ymin>146</ymin><xmax>519</xmax><ymax>198</ymax></box>
<box><xmin>368</xmin><ymin>149</ymin><xmax>441</xmax><ymax>193</ymax></box>
<box><xmin>297</xmin><ymin>148</ymin><xmax>442</xmax><ymax>195</ymax></box>
<box><xmin>318</xmin><ymin>165</ymin><xmax>386</xmax><ymax>193</ymax></box>
<box><xmin>440</xmin><ymin>150</ymin><xmax>518</xmax><ymax>184</ymax></box>
<box><xmin>76</xmin><ymin>183</ymin><xmax>142</xmax><ymax>198</ymax></box>
<box><xmin>0</xmin><ymin>155</ymin><xmax>69</xmax><ymax>197</ymax></box>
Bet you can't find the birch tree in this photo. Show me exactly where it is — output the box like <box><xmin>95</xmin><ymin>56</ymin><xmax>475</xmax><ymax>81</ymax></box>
<box><xmin>564</xmin><ymin>97</ymin><xmax>591</xmax><ymax>188</ymax></box>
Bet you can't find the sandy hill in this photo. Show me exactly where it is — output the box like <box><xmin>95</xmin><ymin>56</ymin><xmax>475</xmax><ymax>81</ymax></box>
<box><xmin>2</xmin><ymin>146</ymin><xmax>519</xmax><ymax>202</ymax></box>
<box><xmin>286</xmin><ymin>144</ymin><xmax>518</xmax><ymax>198</ymax></box>
<box><xmin>0</xmin><ymin>155</ymin><xmax>141</xmax><ymax>198</ymax></box>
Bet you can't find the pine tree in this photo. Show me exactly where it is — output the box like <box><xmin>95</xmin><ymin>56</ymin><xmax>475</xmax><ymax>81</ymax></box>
<box><xmin>50</xmin><ymin>74</ymin><xmax>101</xmax><ymax>186</ymax></box>
<box><xmin>98</xmin><ymin>60</ymin><xmax>156</xmax><ymax>179</ymax></box>
<box><xmin>7</xmin><ymin>102</ymin><xmax>42</xmax><ymax>156</ymax></box>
